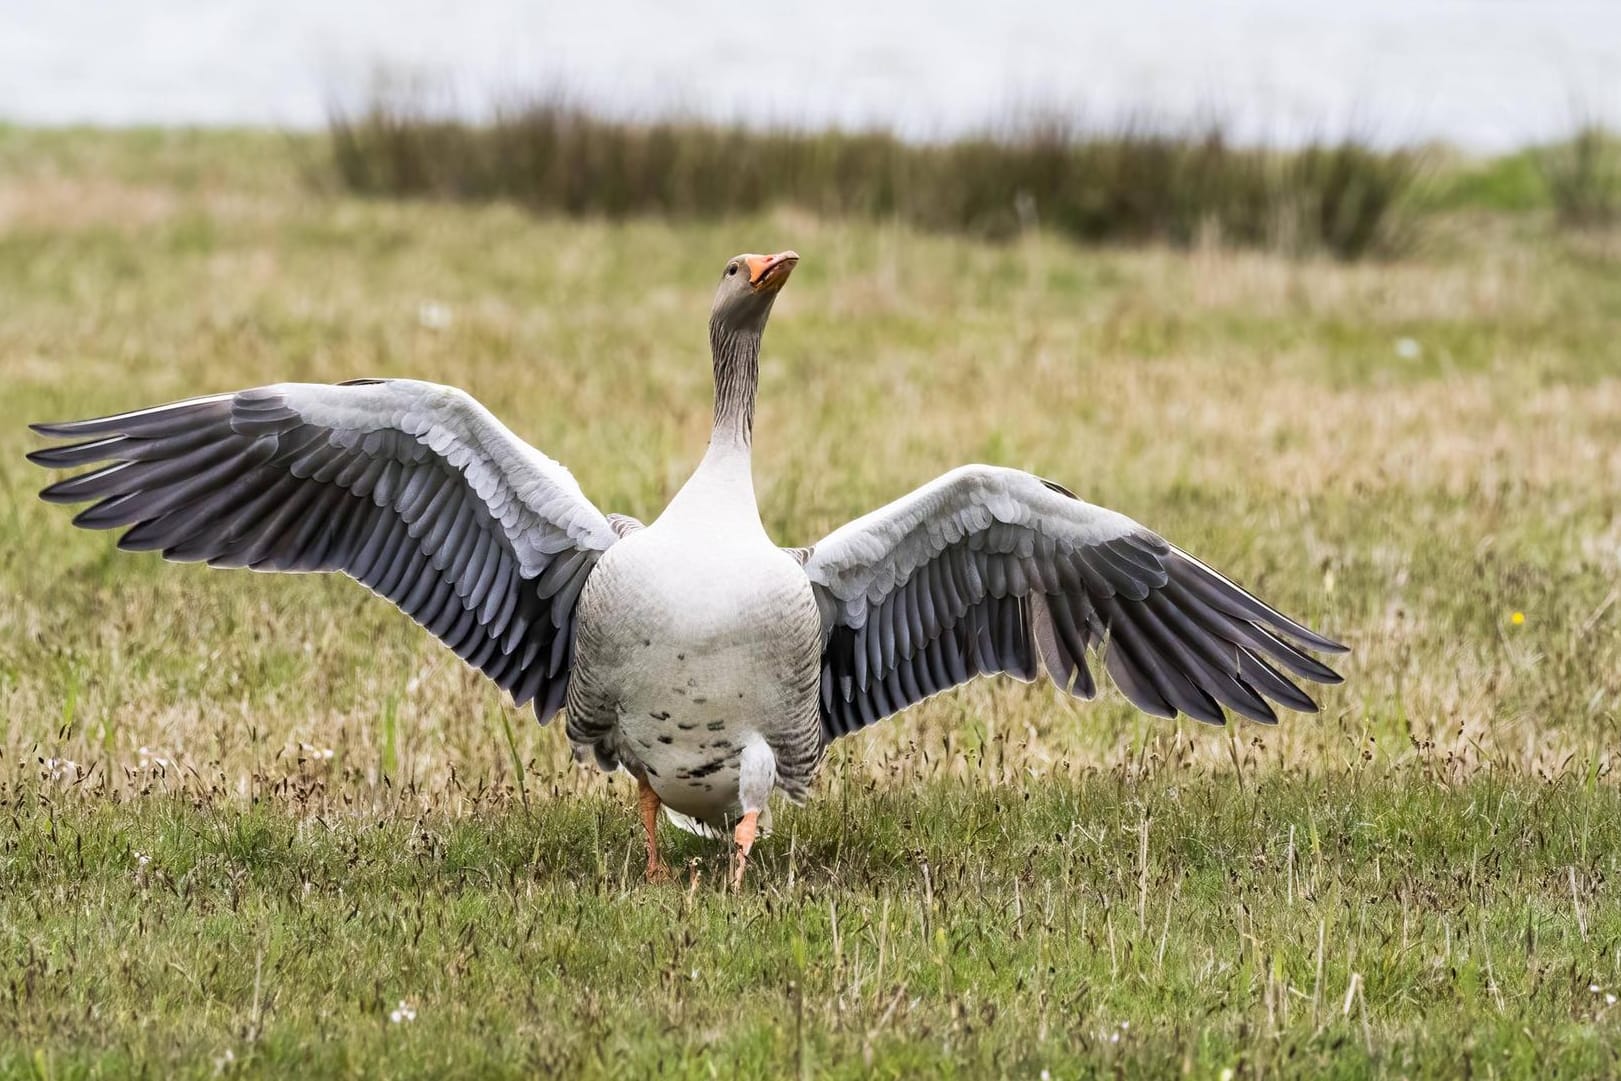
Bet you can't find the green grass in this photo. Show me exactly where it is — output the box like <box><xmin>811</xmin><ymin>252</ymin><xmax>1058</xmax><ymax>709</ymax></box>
<box><xmin>1420</xmin><ymin>148</ymin><xmax>1551</xmax><ymax>213</ymax></box>
<box><xmin>1418</xmin><ymin>129</ymin><xmax>1621</xmax><ymax>228</ymax></box>
<box><xmin>7</xmin><ymin>772</ymin><xmax>1621</xmax><ymax>1077</ymax></box>
<box><xmin>2</xmin><ymin>126</ymin><xmax>1621</xmax><ymax>1077</ymax></box>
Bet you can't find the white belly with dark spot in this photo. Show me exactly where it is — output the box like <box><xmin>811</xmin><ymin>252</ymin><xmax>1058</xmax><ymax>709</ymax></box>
<box><xmin>616</xmin><ymin>642</ymin><xmax>784</xmax><ymax>816</ymax></box>
<box><xmin>571</xmin><ymin>523</ymin><xmax>822</xmax><ymax>822</ymax></box>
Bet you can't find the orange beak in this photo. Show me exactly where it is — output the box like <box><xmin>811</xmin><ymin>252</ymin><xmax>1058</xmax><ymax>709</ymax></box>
<box><xmin>744</xmin><ymin>250</ymin><xmax>799</xmax><ymax>293</ymax></box>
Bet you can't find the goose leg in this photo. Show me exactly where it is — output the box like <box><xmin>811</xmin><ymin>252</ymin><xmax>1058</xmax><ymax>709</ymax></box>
<box><xmin>638</xmin><ymin>777</ymin><xmax>671</xmax><ymax>883</ymax></box>
<box><xmin>730</xmin><ymin>738</ymin><xmax>775</xmax><ymax>889</ymax></box>
<box><xmin>730</xmin><ymin>810</ymin><xmax>760</xmax><ymax>890</ymax></box>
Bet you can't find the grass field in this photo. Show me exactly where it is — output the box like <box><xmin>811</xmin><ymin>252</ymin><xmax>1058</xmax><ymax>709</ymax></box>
<box><xmin>2</xmin><ymin>127</ymin><xmax>1621</xmax><ymax>1078</ymax></box>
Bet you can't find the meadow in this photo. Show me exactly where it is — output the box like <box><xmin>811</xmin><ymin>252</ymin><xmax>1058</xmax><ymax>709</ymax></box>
<box><xmin>1</xmin><ymin>125</ymin><xmax>1620</xmax><ymax>1077</ymax></box>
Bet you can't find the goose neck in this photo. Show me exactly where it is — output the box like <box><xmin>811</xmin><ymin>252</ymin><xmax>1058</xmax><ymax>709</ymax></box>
<box><xmin>709</xmin><ymin>322</ymin><xmax>760</xmax><ymax>450</ymax></box>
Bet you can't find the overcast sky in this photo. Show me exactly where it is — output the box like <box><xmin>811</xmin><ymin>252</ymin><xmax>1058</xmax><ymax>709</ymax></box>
<box><xmin>4</xmin><ymin>1</ymin><xmax>1618</xmax><ymax>149</ymax></box>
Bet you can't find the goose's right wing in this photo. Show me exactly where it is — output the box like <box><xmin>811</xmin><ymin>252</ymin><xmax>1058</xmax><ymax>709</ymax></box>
<box><xmin>799</xmin><ymin>465</ymin><xmax>1346</xmax><ymax>740</ymax></box>
<box><xmin>29</xmin><ymin>378</ymin><xmax>620</xmax><ymax>721</ymax></box>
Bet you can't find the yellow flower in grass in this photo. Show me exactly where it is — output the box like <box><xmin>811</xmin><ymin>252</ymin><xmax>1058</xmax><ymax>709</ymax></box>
<box><xmin>1510</xmin><ymin>611</ymin><xmax>1525</xmax><ymax>626</ymax></box>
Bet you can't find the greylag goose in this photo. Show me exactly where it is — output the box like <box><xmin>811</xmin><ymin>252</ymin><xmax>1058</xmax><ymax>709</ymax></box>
<box><xmin>28</xmin><ymin>250</ymin><xmax>1346</xmax><ymax>886</ymax></box>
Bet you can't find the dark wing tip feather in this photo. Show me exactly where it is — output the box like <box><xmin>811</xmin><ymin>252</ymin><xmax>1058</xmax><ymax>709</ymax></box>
<box><xmin>39</xmin><ymin>481</ymin><xmax>88</xmax><ymax>505</ymax></box>
<box><xmin>1308</xmin><ymin>663</ymin><xmax>1345</xmax><ymax>686</ymax></box>
<box><xmin>31</xmin><ymin>420</ymin><xmax>93</xmax><ymax>439</ymax></box>
<box><xmin>1300</xmin><ymin>632</ymin><xmax>1350</xmax><ymax>656</ymax></box>
<box><xmin>1167</xmin><ymin>546</ymin><xmax>1349</xmax><ymax>659</ymax></box>
<box><xmin>28</xmin><ymin>438</ymin><xmax>120</xmax><ymax>469</ymax></box>
<box><xmin>1263</xmin><ymin>616</ymin><xmax>1349</xmax><ymax>657</ymax></box>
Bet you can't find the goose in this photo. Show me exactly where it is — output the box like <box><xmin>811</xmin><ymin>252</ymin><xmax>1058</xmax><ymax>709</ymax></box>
<box><xmin>28</xmin><ymin>249</ymin><xmax>1346</xmax><ymax>887</ymax></box>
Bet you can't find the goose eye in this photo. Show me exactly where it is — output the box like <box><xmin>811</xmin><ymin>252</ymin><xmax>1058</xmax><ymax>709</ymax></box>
<box><xmin>727</xmin><ymin>264</ymin><xmax>738</xmax><ymax>277</ymax></box>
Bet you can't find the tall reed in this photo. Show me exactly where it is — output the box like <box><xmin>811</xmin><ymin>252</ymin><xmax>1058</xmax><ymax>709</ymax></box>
<box><xmin>328</xmin><ymin>94</ymin><xmax>1422</xmax><ymax>259</ymax></box>
<box><xmin>1538</xmin><ymin>125</ymin><xmax>1620</xmax><ymax>228</ymax></box>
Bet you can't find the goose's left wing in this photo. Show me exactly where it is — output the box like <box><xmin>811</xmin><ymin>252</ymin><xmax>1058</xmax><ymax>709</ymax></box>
<box><xmin>28</xmin><ymin>379</ymin><xmax>621</xmax><ymax>721</ymax></box>
<box><xmin>798</xmin><ymin>465</ymin><xmax>1347</xmax><ymax>741</ymax></box>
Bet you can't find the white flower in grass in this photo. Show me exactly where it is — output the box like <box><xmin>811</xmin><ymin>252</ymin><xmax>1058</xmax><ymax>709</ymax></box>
<box><xmin>390</xmin><ymin>1000</ymin><xmax>417</xmax><ymax>1024</ymax></box>
<box><xmin>135</xmin><ymin>852</ymin><xmax>151</xmax><ymax>867</ymax></box>
<box><xmin>42</xmin><ymin>757</ymin><xmax>79</xmax><ymax>781</ymax></box>
<box><xmin>1394</xmin><ymin>337</ymin><xmax>1422</xmax><ymax>360</ymax></box>
<box><xmin>418</xmin><ymin>301</ymin><xmax>453</xmax><ymax>331</ymax></box>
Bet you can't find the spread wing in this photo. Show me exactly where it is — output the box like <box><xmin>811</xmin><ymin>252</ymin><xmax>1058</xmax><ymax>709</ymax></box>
<box><xmin>799</xmin><ymin>465</ymin><xmax>1347</xmax><ymax>741</ymax></box>
<box><xmin>28</xmin><ymin>378</ymin><xmax>620</xmax><ymax>722</ymax></box>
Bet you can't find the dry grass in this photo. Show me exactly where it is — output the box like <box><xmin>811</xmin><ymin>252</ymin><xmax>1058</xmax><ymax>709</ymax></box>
<box><xmin>2</xmin><ymin>128</ymin><xmax>1620</xmax><ymax>1078</ymax></box>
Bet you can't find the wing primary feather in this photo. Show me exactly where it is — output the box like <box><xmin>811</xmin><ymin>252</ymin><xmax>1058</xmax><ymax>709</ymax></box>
<box><xmin>547</xmin><ymin>560</ymin><xmax>592</xmax><ymax>630</ymax></box>
<box><xmin>1102</xmin><ymin>598</ymin><xmax>1225</xmax><ymax>724</ymax></box>
<box><xmin>1126</xmin><ymin>593</ymin><xmax>1273</xmax><ymax>723</ymax></box>
<box><xmin>916</xmin><ymin>559</ymin><xmax>941</xmax><ymax>637</ymax></box>
<box><xmin>26</xmin><ymin>436</ymin><xmax>128</xmax><ymax>468</ymax></box>
<box><xmin>535</xmin><ymin>548</ymin><xmax>587</xmax><ymax>600</ymax></box>
<box><xmin>39</xmin><ymin>461</ymin><xmax>137</xmax><ymax>503</ymax></box>
<box><xmin>1236</xmin><ymin>652</ymin><xmax>1322</xmax><ymax>714</ymax></box>
<box><xmin>30</xmin><ymin>395</ymin><xmax>233</xmax><ymax>438</ymax></box>
<box><xmin>480</xmin><ymin>555</ymin><xmax>515</xmax><ymax>626</ymax></box>
<box><xmin>538</xmin><ymin>673</ymin><xmax>571</xmax><ymax>724</ymax></box>
<box><xmin>1138</xmin><ymin>591</ymin><xmax>1278</xmax><ymax>722</ymax></box>
<box><xmin>374</xmin><ymin>524</ymin><xmax>421</xmax><ymax>598</ymax></box>
<box><xmin>396</xmin><ymin>467</ymin><xmax>441</xmax><ymax>520</ymax></box>
<box><xmin>894</xmin><ymin>581</ymin><xmax>915</xmax><ymax>661</ymax></box>
<box><xmin>1030</xmin><ymin>593</ymin><xmax>1079</xmax><ymax>694</ymax></box>
<box><xmin>426</xmin><ymin>499</ymin><xmax>474</xmax><ymax>571</ymax></box>
<box><xmin>867</xmin><ymin>614</ymin><xmax>886</xmax><ymax>690</ymax></box>
<box><xmin>1159</xmin><ymin>580</ymin><xmax>1342</xmax><ymax>684</ymax></box>
<box><xmin>1169</xmin><ymin>551</ymin><xmax>1347</xmax><ymax>653</ymax></box>
<box><xmin>1098</xmin><ymin>625</ymin><xmax>1178</xmax><ymax>719</ymax></box>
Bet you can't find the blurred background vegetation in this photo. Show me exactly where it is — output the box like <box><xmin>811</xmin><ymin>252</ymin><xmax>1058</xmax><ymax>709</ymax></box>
<box><xmin>325</xmin><ymin>90</ymin><xmax>1621</xmax><ymax>260</ymax></box>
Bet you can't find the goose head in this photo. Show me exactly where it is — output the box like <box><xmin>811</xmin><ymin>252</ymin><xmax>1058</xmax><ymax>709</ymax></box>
<box><xmin>710</xmin><ymin>250</ymin><xmax>799</xmax><ymax>337</ymax></box>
